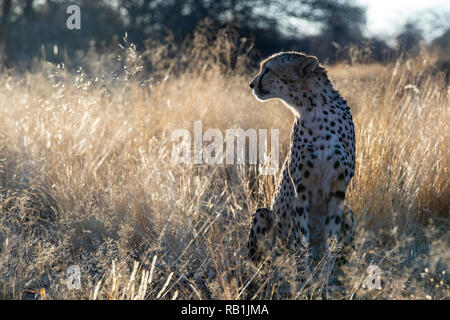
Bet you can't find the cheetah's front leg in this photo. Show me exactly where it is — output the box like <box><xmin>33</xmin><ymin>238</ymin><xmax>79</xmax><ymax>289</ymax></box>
<box><xmin>325</xmin><ymin>194</ymin><xmax>344</xmax><ymax>240</ymax></box>
<box><xmin>293</xmin><ymin>192</ymin><xmax>311</xmax><ymax>275</ymax></box>
<box><xmin>324</xmin><ymin>169</ymin><xmax>350</xmax><ymax>252</ymax></box>
<box><xmin>248</xmin><ymin>208</ymin><xmax>273</xmax><ymax>263</ymax></box>
<box><xmin>336</xmin><ymin>206</ymin><xmax>355</xmax><ymax>266</ymax></box>
<box><xmin>324</xmin><ymin>192</ymin><xmax>345</xmax><ymax>258</ymax></box>
<box><xmin>340</xmin><ymin>206</ymin><xmax>354</xmax><ymax>247</ymax></box>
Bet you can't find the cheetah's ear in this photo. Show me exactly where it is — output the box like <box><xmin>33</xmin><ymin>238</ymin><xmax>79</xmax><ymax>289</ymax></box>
<box><xmin>295</xmin><ymin>56</ymin><xmax>319</xmax><ymax>78</ymax></box>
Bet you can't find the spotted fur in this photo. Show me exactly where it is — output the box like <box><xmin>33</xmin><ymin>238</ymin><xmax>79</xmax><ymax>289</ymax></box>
<box><xmin>247</xmin><ymin>52</ymin><xmax>356</xmax><ymax>271</ymax></box>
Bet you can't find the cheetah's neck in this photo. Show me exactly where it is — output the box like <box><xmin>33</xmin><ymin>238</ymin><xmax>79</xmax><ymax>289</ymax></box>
<box><xmin>284</xmin><ymin>74</ymin><xmax>341</xmax><ymax>120</ymax></box>
<box><xmin>287</xmin><ymin>76</ymin><xmax>350</xmax><ymax>146</ymax></box>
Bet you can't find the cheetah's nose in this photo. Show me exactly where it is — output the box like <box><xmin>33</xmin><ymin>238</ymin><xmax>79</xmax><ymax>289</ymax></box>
<box><xmin>249</xmin><ymin>83</ymin><xmax>254</xmax><ymax>89</ymax></box>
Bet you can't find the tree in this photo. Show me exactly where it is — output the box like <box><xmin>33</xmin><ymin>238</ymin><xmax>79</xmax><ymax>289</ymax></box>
<box><xmin>0</xmin><ymin>0</ymin><xmax>12</xmax><ymax>68</ymax></box>
<box><xmin>119</xmin><ymin>0</ymin><xmax>366</xmax><ymax>57</ymax></box>
<box><xmin>3</xmin><ymin>0</ymin><xmax>368</xmax><ymax>67</ymax></box>
<box><xmin>396</xmin><ymin>21</ymin><xmax>424</xmax><ymax>56</ymax></box>
<box><xmin>7</xmin><ymin>0</ymin><xmax>125</xmax><ymax>68</ymax></box>
<box><xmin>431</xmin><ymin>29</ymin><xmax>450</xmax><ymax>60</ymax></box>
<box><xmin>305</xmin><ymin>0</ymin><xmax>366</xmax><ymax>44</ymax></box>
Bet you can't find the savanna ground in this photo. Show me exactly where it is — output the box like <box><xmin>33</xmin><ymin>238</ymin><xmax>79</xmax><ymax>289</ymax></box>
<box><xmin>0</xmin><ymin>32</ymin><xmax>449</xmax><ymax>300</ymax></box>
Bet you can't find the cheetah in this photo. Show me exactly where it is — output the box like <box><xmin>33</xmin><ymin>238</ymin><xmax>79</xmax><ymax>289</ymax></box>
<box><xmin>247</xmin><ymin>52</ymin><xmax>356</xmax><ymax>274</ymax></box>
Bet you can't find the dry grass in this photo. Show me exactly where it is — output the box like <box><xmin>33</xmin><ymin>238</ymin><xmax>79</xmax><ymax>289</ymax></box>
<box><xmin>0</xmin><ymin>37</ymin><xmax>448</xmax><ymax>299</ymax></box>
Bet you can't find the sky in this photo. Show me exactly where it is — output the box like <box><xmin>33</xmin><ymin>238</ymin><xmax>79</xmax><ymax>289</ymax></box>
<box><xmin>357</xmin><ymin>0</ymin><xmax>450</xmax><ymax>40</ymax></box>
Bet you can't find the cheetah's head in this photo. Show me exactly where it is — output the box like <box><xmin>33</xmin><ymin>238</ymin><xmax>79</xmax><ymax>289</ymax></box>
<box><xmin>249</xmin><ymin>52</ymin><xmax>325</xmax><ymax>108</ymax></box>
